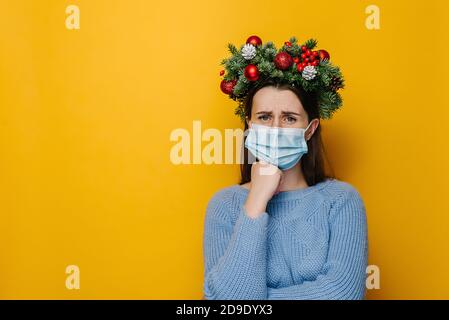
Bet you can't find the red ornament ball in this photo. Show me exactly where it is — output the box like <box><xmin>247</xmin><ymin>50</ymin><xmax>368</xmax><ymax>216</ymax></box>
<box><xmin>244</xmin><ymin>64</ymin><xmax>260</xmax><ymax>81</ymax></box>
<box><xmin>274</xmin><ymin>52</ymin><xmax>293</xmax><ymax>70</ymax></box>
<box><xmin>319</xmin><ymin>49</ymin><xmax>330</xmax><ymax>61</ymax></box>
<box><xmin>220</xmin><ymin>79</ymin><xmax>237</xmax><ymax>95</ymax></box>
<box><xmin>246</xmin><ymin>35</ymin><xmax>262</xmax><ymax>47</ymax></box>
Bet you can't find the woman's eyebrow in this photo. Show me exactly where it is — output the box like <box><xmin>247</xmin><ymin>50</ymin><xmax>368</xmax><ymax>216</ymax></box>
<box><xmin>255</xmin><ymin>111</ymin><xmax>273</xmax><ymax>114</ymax></box>
<box><xmin>281</xmin><ymin>111</ymin><xmax>301</xmax><ymax>116</ymax></box>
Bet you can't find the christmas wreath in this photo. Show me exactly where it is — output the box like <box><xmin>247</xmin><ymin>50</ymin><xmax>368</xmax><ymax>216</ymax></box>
<box><xmin>219</xmin><ymin>35</ymin><xmax>345</xmax><ymax>122</ymax></box>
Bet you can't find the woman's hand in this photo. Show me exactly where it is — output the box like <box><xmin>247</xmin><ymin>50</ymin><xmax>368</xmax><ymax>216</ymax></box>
<box><xmin>244</xmin><ymin>161</ymin><xmax>283</xmax><ymax>219</ymax></box>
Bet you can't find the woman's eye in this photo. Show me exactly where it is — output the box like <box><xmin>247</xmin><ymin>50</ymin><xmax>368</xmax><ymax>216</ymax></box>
<box><xmin>284</xmin><ymin>116</ymin><xmax>296</xmax><ymax>123</ymax></box>
<box><xmin>258</xmin><ymin>115</ymin><xmax>271</xmax><ymax>121</ymax></box>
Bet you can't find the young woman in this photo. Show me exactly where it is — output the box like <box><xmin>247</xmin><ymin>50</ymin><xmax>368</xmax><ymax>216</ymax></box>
<box><xmin>203</xmin><ymin>36</ymin><xmax>368</xmax><ymax>300</ymax></box>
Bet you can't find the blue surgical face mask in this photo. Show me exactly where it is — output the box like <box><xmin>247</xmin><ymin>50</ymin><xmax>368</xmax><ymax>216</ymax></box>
<box><xmin>244</xmin><ymin>121</ymin><xmax>313</xmax><ymax>171</ymax></box>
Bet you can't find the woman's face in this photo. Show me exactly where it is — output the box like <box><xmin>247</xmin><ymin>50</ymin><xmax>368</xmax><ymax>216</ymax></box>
<box><xmin>248</xmin><ymin>86</ymin><xmax>310</xmax><ymax>128</ymax></box>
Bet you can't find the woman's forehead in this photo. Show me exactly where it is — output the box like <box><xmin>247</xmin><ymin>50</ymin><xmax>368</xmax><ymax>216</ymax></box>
<box><xmin>253</xmin><ymin>87</ymin><xmax>304</xmax><ymax>113</ymax></box>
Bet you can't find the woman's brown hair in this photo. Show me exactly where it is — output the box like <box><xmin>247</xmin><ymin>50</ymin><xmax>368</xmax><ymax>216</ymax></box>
<box><xmin>240</xmin><ymin>79</ymin><xmax>335</xmax><ymax>186</ymax></box>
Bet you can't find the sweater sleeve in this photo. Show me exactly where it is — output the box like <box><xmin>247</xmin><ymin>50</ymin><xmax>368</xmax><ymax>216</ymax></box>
<box><xmin>203</xmin><ymin>190</ymin><xmax>269</xmax><ymax>300</ymax></box>
<box><xmin>267</xmin><ymin>187</ymin><xmax>368</xmax><ymax>300</ymax></box>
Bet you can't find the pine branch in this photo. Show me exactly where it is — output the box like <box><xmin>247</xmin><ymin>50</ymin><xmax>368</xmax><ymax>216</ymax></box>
<box><xmin>263</xmin><ymin>41</ymin><xmax>275</xmax><ymax>49</ymax></box>
<box><xmin>234</xmin><ymin>101</ymin><xmax>246</xmax><ymax>122</ymax></box>
<box><xmin>305</xmin><ymin>39</ymin><xmax>318</xmax><ymax>50</ymax></box>
<box><xmin>227</xmin><ymin>43</ymin><xmax>238</xmax><ymax>55</ymax></box>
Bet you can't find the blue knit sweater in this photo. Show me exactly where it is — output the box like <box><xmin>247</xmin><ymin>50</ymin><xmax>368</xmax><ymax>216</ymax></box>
<box><xmin>202</xmin><ymin>178</ymin><xmax>368</xmax><ymax>300</ymax></box>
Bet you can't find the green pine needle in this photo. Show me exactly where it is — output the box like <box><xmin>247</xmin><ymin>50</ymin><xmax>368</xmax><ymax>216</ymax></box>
<box><xmin>305</xmin><ymin>38</ymin><xmax>318</xmax><ymax>49</ymax></box>
<box><xmin>227</xmin><ymin>43</ymin><xmax>238</xmax><ymax>55</ymax></box>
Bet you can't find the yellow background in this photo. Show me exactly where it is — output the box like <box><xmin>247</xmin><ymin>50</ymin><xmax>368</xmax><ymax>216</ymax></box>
<box><xmin>1</xmin><ymin>0</ymin><xmax>448</xmax><ymax>299</ymax></box>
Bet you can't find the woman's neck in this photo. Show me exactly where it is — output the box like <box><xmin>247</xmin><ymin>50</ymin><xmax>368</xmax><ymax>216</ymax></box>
<box><xmin>279</xmin><ymin>162</ymin><xmax>308</xmax><ymax>191</ymax></box>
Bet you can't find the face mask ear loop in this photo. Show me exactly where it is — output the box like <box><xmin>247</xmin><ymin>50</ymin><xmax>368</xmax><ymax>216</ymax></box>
<box><xmin>305</xmin><ymin>121</ymin><xmax>313</xmax><ymax>131</ymax></box>
<box><xmin>304</xmin><ymin>121</ymin><xmax>313</xmax><ymax>140</ymax></box>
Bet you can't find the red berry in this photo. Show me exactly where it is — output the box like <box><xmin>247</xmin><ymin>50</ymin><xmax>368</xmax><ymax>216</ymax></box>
<box><xmin>306</xmin><ymin>49</ymin><xmax>312</xmax><ymax>56</ymax></box>
<box><xmin>301</xmin><ymin>62</ymin><xmax>307</xmax><ymax>67</ymax></box>
<box><xmin>293</xmin><ymin>57</ymin><xmax>300</xmax><ymax>64</ymax></box>
<box><xmin>307</xmin><ymin>62</ymin><xmax>312</xmax><ymax>66</ymax></box>
<box><xmin>301</xmin><ymin>45</ymin><xmax>307</xmax><ymax>52</ymax></box>
<box><xmin>312</xmin><ymin>60</ymin><xmax>319</xmax><ymax>66</ymax></box>
<box><xmin>284</xmin><ymin>41</ymin><xmax>291</xmax><ymax>47</ymax></box>
<box><xmin>219</xmin><ymin>69</ymin><xmax>225</xmax><ymax>76</ymax></box>
<box><xmin>297</xmin><ymin>64</ymin><xmax>304</xmax><ymax>72</ymax></box>
<box><xmin>304</xmin><ymin>58</ymin><xmax>309</xmax><ymax>63</ymax></box>
<box><xmin>301</xmin><ymin>53</ymin><xmax>307</xmax><ymax>59</ymax></box>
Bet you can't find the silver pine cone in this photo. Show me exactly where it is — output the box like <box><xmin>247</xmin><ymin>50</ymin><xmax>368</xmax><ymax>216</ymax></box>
<box><xmin>241</xmin><ymin>44</ymin><xmax>256</xmax><ymax>60</ymax></box>
<box><xmin>302</xmin><ymin>65</ymin><xmax>317</xmax><ymax>80</ymax></box>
